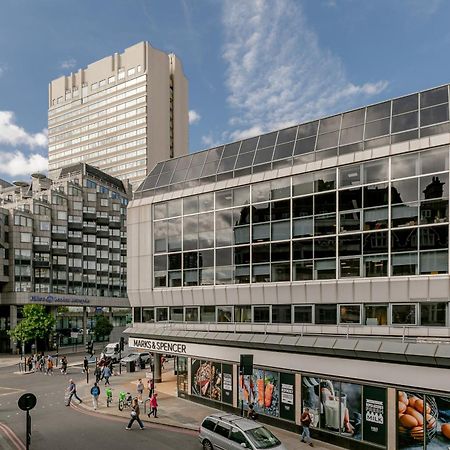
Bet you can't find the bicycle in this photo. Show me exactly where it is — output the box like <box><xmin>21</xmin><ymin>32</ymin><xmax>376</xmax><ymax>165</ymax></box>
<box><xmin>118</xmin><ymin>391</ymin><xmax>132</xmax><ymax>411</ymax></box>
<box><xmin>105</xmin><ymin>387</ymin><xmax>112</xmax><ymax>407</ymax></box>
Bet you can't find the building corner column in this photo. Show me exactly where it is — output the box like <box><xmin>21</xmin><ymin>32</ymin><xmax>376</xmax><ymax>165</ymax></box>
<box><xmin>9</xmin><ymin>305</ymin><xmax>18</xmax><ymax>353</ymax></box>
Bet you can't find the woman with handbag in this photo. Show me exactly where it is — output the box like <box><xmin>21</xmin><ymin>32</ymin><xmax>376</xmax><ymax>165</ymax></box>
<box><xmin>125</xmin><ymin>398</ymin><xmax>144</xmax><ymax>430</ymax></box>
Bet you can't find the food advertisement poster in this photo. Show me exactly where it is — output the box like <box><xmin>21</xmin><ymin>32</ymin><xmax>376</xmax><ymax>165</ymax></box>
<box><xmin>222</xmin><ymin>363</ymin><xmax>233</xmax><ymax>405</ymax></box>
<box><xmin>238</xmin><ymin>368</ymin><xmax>280</xmax><ymax>418</ymax></box>
<box><xmin>301</xmin><ymin>376</ymin><xmax>361</xmax><ymax>440</ymax></box>
<box><xmin>397</xmin><ymin>390</ymin><xmax>450</xmax><ymax>449</ymax></box>
<box><xmin>191</xmin><ymin>359</ymin><xmax>224</xmax><ymax>402</ymax></box>
<box><xmin>363</xmin><ymin>385</ymin><xmax>386</xmax><ymax>446</ymax></box>
<box><xmin>280</xmin><ymin>372</ymin><xmax>295</xmax><ymax>422</ymax></box>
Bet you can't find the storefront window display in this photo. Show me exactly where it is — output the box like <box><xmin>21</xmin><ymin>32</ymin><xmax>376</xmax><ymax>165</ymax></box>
<box><xmin>301</xmin><ymin>376</ymin><xmax>363</xmax><ymax>441</ymax></box>
<box><xmin>397</xmin><ymin>390</ymin><xmax>450</xmax><ymax>449</ymax></box>
<box><xmin>177</xmin><ymin>356</ymin><xmax>188</xmax><ymax>394</ymax></box>
<box><xmin>191</xmin><ymin>359</ymin><xmax>233</xmax><ymax>405</ymax></box>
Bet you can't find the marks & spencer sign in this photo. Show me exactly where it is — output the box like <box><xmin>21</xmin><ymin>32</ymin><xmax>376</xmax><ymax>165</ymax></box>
<box><xmin>129</xmin><ymin>337</ymin><xmax>188</xmax><ymax>355</ymax></box>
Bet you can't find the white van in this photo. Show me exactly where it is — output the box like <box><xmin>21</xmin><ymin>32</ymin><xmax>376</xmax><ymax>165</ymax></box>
<box><xmin>103</xmin><ymin>342</ymin><xmax>120</xmax><ymax>362</ymax></box>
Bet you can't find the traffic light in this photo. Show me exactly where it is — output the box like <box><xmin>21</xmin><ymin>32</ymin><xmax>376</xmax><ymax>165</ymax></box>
<box><xmin>120</xmin><ymin>337</ymin><xmax>125</xmax><ymax>351</ymax></box>
<box><xmin>85</xmin><ymin>342</ymin><xmax>90</xmax><ymax>353</ymax></box>
<box><xmin>89</xmin><ymin>341</ymin><xmax>94</xmax><ymax>355</ymax></box>
<box><xmin>52</xmin><ymin>334</ymin><xmax>58</xmax><ymax>349</ymax></box>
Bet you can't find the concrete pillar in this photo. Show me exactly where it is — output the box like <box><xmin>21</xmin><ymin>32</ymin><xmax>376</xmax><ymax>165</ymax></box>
<box><xmin>9</xmin><ymin>305</ymin><xmax>17</xmax><ymax>353</ymax></box>
<box><xmin>153</xmin><ymin>352</ymin><xmax>162</xmax><ymax>383</ymax></box>
<box><xmin>82</xmin><ymin>306</ymin><xmax>88</xmax><ymax>344</ymax></box>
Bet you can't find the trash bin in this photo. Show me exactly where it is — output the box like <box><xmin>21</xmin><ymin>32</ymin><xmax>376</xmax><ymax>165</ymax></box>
<box><xmin>140</xmin><ymin>359</ymin><xmax>146</xmax><ymax>369</ymax></box>
<box><xmin>127</xmin><ymin>361</ymin><xmax>135</xmax><ymax>373</ymax></box>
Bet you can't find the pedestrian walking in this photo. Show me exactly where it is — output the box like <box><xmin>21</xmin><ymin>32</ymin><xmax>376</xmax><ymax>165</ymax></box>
<box><xmin>83</xmin><ymin>356</ymin><xmax>89</xmax><ymax>373</ymax></box>
<box><xmin>102</xmin><ymin>365</ymin><xmax>112</xmax><ymax>385</ymax></box>
<box><xmin>27</xmin><ymin>356</ymin><xmax>32</xmax><ymax>372</ymax></box>
<box><xmin>125</xmin><ymin>398</ymin><xmax>144</xmax><ymax>430</ymax></box>
<box><xmin>300</xmin><ymin>407</ymin><xmax>314</xmax><ymax>447</ymax></box>
<box><xmin>147</xmin><ymin>392</ymin><xmax>158</xmax><ymax>418</ymax></box>
<box><xmin>61</xmin><ymin>356</ymin><xmax>68</xmax><ymax>375</ymax></box>
<box><xmin>94</xmin><ymin>364</ymin><xmax>102</xmax><ymax>383</ymax></box>
<box><xmin>147</xmin><ymin>378</ymin><xmax>154</xmax><ymax>398</ymax></box>
<box><xmin>90</xmin><ymin>382</ymin><xmax>101</xmax><ymax>410</ymax></box>
<box><xmin>38</xmin><ymin>355</ymin><xmax>45</xmax><ymax>372</ymax></box>
<box><xmin>136</xmin><ymin>378</ymin><xmax>144</xmax><ymax>403</ymax></box>
<box><xmin>47</xmin><ymin>357</ymin><xmax>54</xmax><ymax>376</ymax></box>
<box><xmin>66</xmin><ymin>379</ymin><xmax>83</xmax><ymax>406</ymax></box>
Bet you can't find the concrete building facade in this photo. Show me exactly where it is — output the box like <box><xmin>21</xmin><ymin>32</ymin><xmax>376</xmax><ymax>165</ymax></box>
<box><xmin>127</xmin><ymin>85</ymin><xmax>450</xmax><ymax>449</ymax></box>
<box><xmin>0</xmin><ymin>164</ymin><xmax>130</xmax><ymax>352</ymax></box>
<box><xmin>48</xmin><ymin>41</ymin><xmax>189</xmax><ymax>189</ymax></box>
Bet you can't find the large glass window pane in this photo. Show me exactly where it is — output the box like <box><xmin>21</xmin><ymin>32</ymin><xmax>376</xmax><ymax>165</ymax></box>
<box><xmin>156</xmin><ymin>307</ymin><xmax>168</xmax><ymax>321</ymax></box>
<box><xmin>216</xmin><ymin>247</ymin><xmax>232</xmax><ymax>266</ymax></box>
<box><xmin>391</xmin><ymin>179</ymin><xmax>418</xmax><ymax>204</ymax></box>
<box><xmin>200</xmin><ymin>306</ymin><xmax>216</xmax><ymax>322</ymax></box>
<box><xmin>272</xmin><ymin>263</ymin><xmax>290</xmax><ymax>282</ymax></box>
<box><xmin>363</xmin><ymin>207</ymin><xmax>388</xmax><ymax>230</ymax></box>
<box><xmin>366</xmin><ymin>101</ymin><xmax>390</xmax><ymax>121</ymax></box>
<box><xmin>154</xmin><ymin>255</ymin><xmax>167</xmax><ymax>271</ymax></box>
<box><xmin>420</xmin><ymin>173</ymin><xmax>448</xmax><ymax>201</ymax></box>
<box><xmin>391</xmin><ymin>229</ymin><xmax>418</xmax><ymax>252</ymax></box>
<box><xmin>271</xmin><ymin>242</ymin><xmax>290</xmax><ymax>261</ymax></box>
<box><xmin>338</xmin><ymin>234</ymin><xmax>361</xmax><ymax>257</ymax></box>
<box><xmin>340</xmin><ymin>257</ymin><xmax>360</xmax><ymax>278</ymax></box>
<box><xmin>154</xmin><ymin>220</ymin><xmax>167</xmax><ymax>253</ymax></box>
<box><xmin>293</xmin><ymin>196</ymin><xmax>313</xmax><ymax>217</ymax></box>
<box><xmin>198</xmin><ymin>193</ymin><xmax>214</xmax><ymax>212</ymax></box>
<box><xmin>420</xmin><ymin>86</ymin><xmax>448</xmax><ymax>108</ymax></box>
<box><xmin>392</xmin><ymin>304</ymin><xmax>416</xmax><ymax>325</ymax></box>
<box><xmin>235</xmin><ymin>226</ymin><xmax>250</xmax><ymax>244</ymax></box>
<box><xmin>391</xmin><ymin>203</ymin><xmax>418</xmax><ymax>228</ymax></box>
<box><xmin>339</xmin><ymin>188</ymin><xmax>362</xmax><ymax>211</ymax></box>
<box><xmin>233</xmin><ymin>186</ymin><xmax>250</xmax><ymax>206</ymax></box>
<box><xmin>168</xmin><ymin>253</ymin><xmax>182</xmax><ymax>270</ymax></box>
<box><xmin>392</xmin><ymin>94</ymin><xmax>418</xmax><ymax>115</ymax></box>
<box><xmin>252</xmin><ymin>264</ymin><xmax>270</xmax><ymax>282</ymax></box>
<box><xmin>391</xmin><ymin>153</ymin><xmax>419</xmax><ymax>179</ymax></box>
<box><xmin>342</xmin><ymin>109</ymin><xmax>365</xmax><ymax>127</ymax></box>
<box><xmin>364</xmin><ymin>118</ymin><xmax>390</xmax><ymax>139</ymax></box>
<box><xmin>278</xmin><ymin>126</ymin><xmax>297</xmax><ymax>144</ymax></box>
<box><xmin>294</xmin><ymin>137</ymin><xmax>316</xmax><ymax>155</ymax></box>
<box><xmin>217</xmin><ymin>306</ymin><xmax>233</xmax><ymax>323</ymax></box>
<box><xmin>293</xmin><ymin>239</ymin><xmax>313</xmax><ymax>260</ymax></box>
<box><xmin>252</xmin><ymin>244</ymin><xmax>270</xmax><ymax>263</ymax></box>
<box><xmin>154</xmin><ymin>202</ymin><xmax>167</xmax><ymax>220</ymax></box>
<box><xmin>272</xmin><ymin>305</ymin><xmax>291</xmax><ymax>323</ymax></box>
<box><xmin>315</xmin><ymin>170</ymin><xmax>336</xmax><ymax>192</ymax></box>
<box><xmin>170</xmin><ymin>307</ymin><xmax>184</xmax><ymax>322</ymax></box>
<box><xmin>293</xmin><ymin>260</ymin><xmax>313</xmax><ymax>280</ymax></box>
<box><xmin>168</xmin><ymin>218</ymin><xmax>182</xmax><ymax>252</ymax></box>
<box><xmin>271</xmin><ymin>179</ymin><xmax>291</xmax><ymax>200</ymax></box>
<box><xmin>420</xmin><ymin>199</ymin><xmax>449</xmax><ymax>224</ymax></box>
<box><xmin>421</xmin><ymin>104</ymin><xmax>449</xmax><ymax>127</ymax></box>
<box><xmin>420</xmin><ymin>250</ymin><xmax>448</xmax><ymax>274</ymax></box>
<box><xmin>298</xmin><ymin>121</ymin><xmax>318</xmax><ymax>139</ymax></box>
<box><xmin>273</xmin><ymin>141</ymin><xmax>295</xmax><ymax>160</ymax></box>
<box><xmin>199</xmin><ymin>249</ymin><xmax>214</xmax><ymax>267</ymax></box>
<box><xmin>167</xmin><ymin>199</ymin><xmax>182</xmax><ymax>217</ymax></box>
<box><xmin>363</xmin><ymin>183</ymin><xmax>389</xmax><ymax>208</ymax></box>
<box><xmin>315</xmin><ymin>259</ymin><xmax>335</xmax><ymax>279</ymax></box>
<box><xmin>363</xmin><ymin>232</ymin><xmax>388</xmax><ymax>254</ymax></box>
<box><xmin>340</xmin><ymin>125</ymin><xmax>363</xmax><ymax>145</ymax></box>
<box><xmin>183</xmin><ymin>196</ymin><xmax>198</xmax><ymax>215</ymax></box>
<box><xmin>293</xmin><ymin>173</ymin><xmax>314</xmax><ymax>196</ymax></box>
<box><xmin>183</xmin><ymin>252</ymin><xmax>198</xmax><ymax>269</ymax></box>
<box><xmin>294</xmin><ymin>305</ymin><xmax>313</xmax><ymax>323</ymax></box>
<box><xmin>420</xmin><ymin>302</ymin><xmax>447</xmax><ymax>326</ymax></box>
<box><xmin>391</xmin><ymin>111</ymin><xmax>418</xmax><ymax>133</ymax></box>
<box><xmin>200</xmin><ymin>268</ymin><xmax>214</xmax><ymax>285</ymax></box>
<box><xmin>252</xmin><ymin>182</ymin><xmax>271</xmax><ymax>203</ymax></box>
<box><xmin>142</xmin><ymin>308</ymin><xmax>155</xmax><ymax>323</ymax></box>
<box><xmin>392</xmin><ymin>252</ymin><xmax>417</xmax><ymax>275</ymax></box>
<box><xmin>241</xmin><ymin>137</ymin><xmax>258</xmax><ymax>152</ymax></box>
<box><xmin>272</xmin><ymin>200</ymin><xmax>290</xmax><ymax>220</ymax></box>
<box><xmin>420</xmin><ymin>225</ymin><xmax>448</xmax><ymax>250</ymax></box>
<box><xmin>339</xmin><ymin>165</ymin><xmax>361</xmax><ymax>187</ymax></box>
<box><xmin>168</xmin><ymin>271</ymin><xmax>182</xmax><ymax>287</ymax></box>
<box><xmin>420</xmin><ymin>147</ymin><xmax>449</xmax><ymax>174</ymax></box>
<box><xmin>365</xmin><ymin>304</ymin><xmax>388</xmax><ymax>325</ymax></box>
<box><xmin>215</xmin><ymin>189</ymin><xmax>233</xmax><ymax>209</ymax></box>
<box><xmin>340</xmin><ymin>211</ymin><xmax>361</xmax><ymax>232</ymax></box>
<box><xmin>183</xmin><ymin>269</ymin><xmax>198</xmax><ymax>286</ymax></box>
<box><xmin>315</xmin><ymin>214</ymin><xmax>336</xmax><ymax>235</ymax></box>
<box><xmin>315</xmin><ymin>192</ymin><xmax>336</xmax><ymax>215</ymax></box>
<box><xmin>235</xmin><ymin>305</ymin><xmax>251</xmax><ymax>322</ymax></box>
<box><xmin>253</xmin><ymin>223</ymin><xmax>270</xmax><ymax>242</ymax></box>
<box><xmin>154</xmin><ymin>272</ymin><xmax>167</xmax><ymax>287</ymax></box>
<box><xmin>253</xmin><ymin>306</ymin><xmax>270</xmax><ymax>323</ymax></box>
<box><xmin>185</xmin><ymin>307</ymin><xmax>199</xmax><ymax>322</ymax></box>
<box><xmin>236</xmin><ymin>151</ymin><xmax>255</xmax><ymax>168</ymax></box>
<box><xmin>235</xmin><ymin>246</ymin><xmax>250</xmax><ymax>265</ymax></box>
<box><xmin>293</xmin><ymin>218</ymin><xmax>313</xmax><ymax>237</ymax></box>
<box><xmin>316</xmin><ymin>131</ymin><xmax>338</xmax><ymax>150</ymax></box>
<box><xmin>339</xmin><ymin>305</ymin><xmax>361</xmax><ymax>324</ymax></box>
<box><xmin>363</xmin><ymin>160</ymin><xmax>388</xmax><ymax>184</ymax></box>
<box><xmin>235</xmin><ymin>265</ymin><xmax>250</xmax><ymax>283</ymax></box>
<box><xmin>364</xmin><ymin>255</ymin><xmax>388</xmax><ymax>277</ymax></box>
<box><xmin>315</xmin><ymin>304</ymin><xmax>337</xmax><ymax>324</ymax></box>
<box><xmin>319</xmin><ymin>115</ymin><xmax>341</xmax><ymax>133</ymax></box>
<box><xmin>253</xmin><ymin>203</ymin><xmax>271</xmax><ymax>223</ymax></box>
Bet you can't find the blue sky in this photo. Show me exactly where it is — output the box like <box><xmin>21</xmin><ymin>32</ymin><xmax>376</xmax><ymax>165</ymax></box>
<box><xmin>0</xmin><ymin>0</ymin><xmax>449</xmax><ymax>180</ymax></box>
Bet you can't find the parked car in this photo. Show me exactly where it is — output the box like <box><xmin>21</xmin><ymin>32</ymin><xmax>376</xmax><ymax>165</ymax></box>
<box><xmin>199</xmin><ymin>413</ymin><xmax>287</xmax><ymax>450</ymax></box>
<box><xmin>120</xmin><ymin>352</ymin><xmax>152</xmax><ymax>367</ymax></box>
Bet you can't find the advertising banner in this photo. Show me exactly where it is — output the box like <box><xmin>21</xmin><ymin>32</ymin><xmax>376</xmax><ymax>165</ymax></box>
<box><xmin>222</xmin><ymin>363</ymin><xmax>233</xmax><ymax>405</ymax></box>
<box><xmin>363</xmin><ymin>385</ymin><xmax>386</xmax><ymax>446</ymax></box>
<box><xmin>280</xmin><ymin>372</ymin><xmax>295</xmax><ymax>422</ymax></box>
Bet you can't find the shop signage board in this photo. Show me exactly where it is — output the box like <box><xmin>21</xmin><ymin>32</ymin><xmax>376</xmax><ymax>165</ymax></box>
<box><xmin>129</xmin><ymin>337</ymin><xmax>189</xmax><ymax>355</ymax></box>
<box><xmin>363</xmin><ymin>385</ymin><xmax>387</xmax><ymax>446</ymax></box>
<box><xmin>280</xmin><ymin>372</ymin><xmax>295</xmax><ymax>422</ymax></box>
<box><xmin>222</xmin><ymin>364</ymin><xmax>233</xmax><ymax>405</ymax></box>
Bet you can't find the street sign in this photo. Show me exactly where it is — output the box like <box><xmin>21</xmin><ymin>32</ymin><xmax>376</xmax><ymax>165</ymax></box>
<box><xmin>18</xmin><ymin>393</ymin><xmax>37</xmax><ymax>411</ymax></box>
<box><xmin>70</xmin><ymin>332</ymin><xmax>79</xmax><ymax>339</ymax></box>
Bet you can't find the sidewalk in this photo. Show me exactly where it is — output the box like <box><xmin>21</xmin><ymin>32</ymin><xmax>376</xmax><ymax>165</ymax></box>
<box><xmin>76</xmin><ymin>368</ymin><xmax>343</xmax><ymax>450</ymax></box>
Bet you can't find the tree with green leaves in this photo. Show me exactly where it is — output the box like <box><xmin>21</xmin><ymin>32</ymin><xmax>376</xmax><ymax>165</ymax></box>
<box><xmin>8</xmin><ymin>304</ymin><xmax>56</xmax><ymax>353</ymax></box>
<box><xmin>94</xmin><ymin>315</ymin><xmax>113</xmax><ymax>340</ymax></box>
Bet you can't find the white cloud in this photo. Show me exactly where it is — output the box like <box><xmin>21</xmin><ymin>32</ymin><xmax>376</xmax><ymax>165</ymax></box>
<box><xmin>60</xmin><ymin>58</ymin><xmax>77</xmax><ymax>70</ymax></box>
<box><xmin>0</xmin><ymin>151</ymin><xmax>48</xmax><ymax>177</ymax></box>
<box><xmin>221</xmin><ymin>0</ymin><xmax>388</xmax><ymax>140</ymax></box>
<box><xmin>189</xmin><ymin>110</ymin><xmax>201</xmax><ymax>124</ymax></box>
<box><xmin>0</xmin><ymin>111</ymin><xmax>47</xmax><ymax>148</ymax></box>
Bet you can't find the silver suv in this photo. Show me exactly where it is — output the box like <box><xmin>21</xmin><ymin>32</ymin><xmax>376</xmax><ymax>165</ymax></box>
<box><xmin>199</xmin><ymin>413</ymin><xmax>287</xmax><ymax>450</ymax></box>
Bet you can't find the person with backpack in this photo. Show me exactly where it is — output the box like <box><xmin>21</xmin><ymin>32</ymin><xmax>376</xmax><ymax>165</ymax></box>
<box><xmin>300</xmin><ymin>407</ymin><xmax>314</xmax><ymax>447</ymax></box>
<box><xmin>102</xmin><ymin>365</ymin><xmax>112</xmax><ymax>385</ymax></box>
<box><xmin>125</xmin><ymin>398</ymin><xmax>144</xmax><ymax>430</ymax></box>
<box><xmin>90</xmin><ymin>382</ymin><xmax>101</xmax><ymax>410</ymax></box>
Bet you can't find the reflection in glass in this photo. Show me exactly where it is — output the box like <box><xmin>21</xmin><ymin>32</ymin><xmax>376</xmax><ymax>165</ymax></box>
<box><xmin>293</xmin><ymin>173</ymin><xmax>314</xmax><ymax>196</ymax></box>
<box><xmin>315</xmin><ymin>304</ymin><xmax>337</xmax><ymax>324</ymax></box>
<box><xmin>252</xmin><ymin>264</ymin><xmax>270</xmax><ymax>282</ymax></box>
<box><xmin>340</xmin><ymin>211</ymin><xmax>361</xmax><ymax>232</ymax></box>
<box><xmin>339</xmin><ymin>305</ymin><xmax>361</xmax><ymax>323</ymax></box>
<box><xmin>420</xmin><ymin>174</ymin><xmax>447</xmax><ymax>200</ymax></box>
<box><xmin>420</xmin><ymin>250</ymin><xmax>448</xmax><ymax>275</ymax></box>
<box><xmin>364</xmin><ymin>118</ymin><xmax>390</xmax><ymax>139</ymax></box>
<box><xmin>298</xmin><ymin>121</ymin><xmax>319</xmax><ymax>138</ymax></box>
<box><xmin>340</xmin><ymin>258</ymin><xmax>360</xmax><ymax>278</ymax></box>
<box><xmin>293</xmin><ymin>218</ymin><xmax>313</xmax><ymax>237</ymax></box>
<box><xmin>392</xmin><ymin>252</ymin><xmax>417</xmax><ymax>276</ymax></box>
<box><xmin>315</xmin><ymin>214</ymin><xmax>336</xmax><ymax>235</ymax></box>
<box><xmin>363</xmin><ymin>255</ymin><xmax>388</xmax><ymax>277</ymax></box>
<box><xmin>420</xmin><ymin>104</ymin><xmax>449</xmax><ymax>127</ymax></box>
<box><xmin>363</xmin><ymin>232</ymin><xmax>388</xmax><ymax>254</ymax></box>
<box><xmin>272</xmin><ymin>305</ymin><xmax>291</xmax><ymax>322</ymax></box>
<box><xmin>338</xmin><ymin>235</ymin><xmax>361</xmax><ymax>256</ymax></box>
<box><xmin>392</xmin><ymin>94</ymin><xmax>418</xmax><ymax>115</ymax></box>
<box><xmin>294</xmin><ymin>137</ymin><xmax>316</xmax><ymax>155</ymax></box>
<box><xmin>293</xmin><ymin>196</ymin><xmax>313</xmax><ymax>217</ymax></box>
<box><xmin>294</xmin><ymin>305</ymin><xmax>313</xmax><ymax>323</ymax></box>
<box><xmin>365</xmin><ymin>305</ymin><xmax>387</xmax><ymax>325</ymax></box>
<box><xmin>420</xmin><ymin>199</ymin><xmax>449</xmax><ymax>224</ymax></box>
<box><xmin>420</xmin><ymin>302</ymin><xmax>447</xmax><ymax>326</ymax></box>
<box><xmin>272</xmin><ymin>221</ymin><xmax>290</xmax><ymax>241</ymax></box>
<box><xmin>366</xmin><ymin>101</ymin><xmax>390</xmax><ymax>121</ymax></box>
<box><xmin>315</xmin><ymin>259</ymin><xmax>336</xmax><ymax>280</ymax></box>
<box><xmin>364</xmin><ymin>160</ymin><xmax>388</xmax><ymax>184</ymax></box>
<box><xmin>420</xmin><ymin>147</ymin><xmax>449</xmax><ymax>174</ymax></box>
<box><xmin>392</xmin><ymin>304</ymin><xmax>416</xmax><ymax>325</ymax></box>
<box><xmin>364</xmin><ymin>184</ymin><xmax>389</xmax><ymax>208</ymax></box>
<box><xmin>339</xmin><ymin>188</ymin><xmax>362</xmax><ymax>211</ymax></box>
<box><xmin>235</xmin><ymin>305</ymin><xmax>251</xmax><ymax>322</ymax></box>
<box><xmin>185</xmin><ymin>307</ymin><xmax>199</xmax><ymax>322</ymax></box>
<box><xmin>315</xmin><ymin>169</ymin><xmax>336</xmax><ymax>192</ymax></box>
<box><xmin>391</xmin><ymin>203</ymin><xmax>418</xmax><ymax>228</ymax></box>
<box><xmin>391</xmin><ymin>229</ymin><xmax>418</xmax><ymax>252</ymax></box>
<box><xmin>363</xmin><ymin>207</ymin><xmax>388</xmax><ymax>230</ymax></box>
<box><xmin>235</xmin><ymin>265</ymin><xmax>250</xmax><ymax>283</ymax></box>
<box><xmin>253</xmin><ymin>306</ymin><xmax>270</xmax><ymax>322</ymax></box>
<box><xmin>293</xmin><ymin>260</ymin><xmax>313</xmax><ymax>280</ymax></box>
<box><xmin>339</xmin><ymin>165</ymin><xmax>361</xmax><ymax>187</ymax></box>
<box><xmin>272</xmin><ymin>263</ymin><xmax>290</xmax><ymax>282</ymax></box>
<box><xmin>315</xmin><ymin>192</ymin><xmax>336</xmax><ymax>215</ymax></box>
<box><xmin>391</xmin><ymin>111</ymin><xmax>418</xmax><ymax>133</ymax></box>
